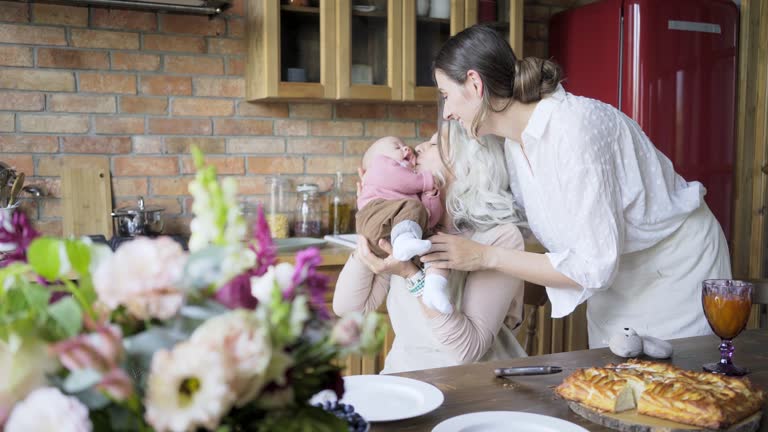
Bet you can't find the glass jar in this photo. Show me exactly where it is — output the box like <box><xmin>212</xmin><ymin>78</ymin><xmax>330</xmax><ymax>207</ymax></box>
<box><xmin>328</xmin><ymin>172</ymin><xmax>352</xmax><ymax>235</ymax></box>
<box><xmin>265</xmin><ymin>175</ymin><xmax>291</xmax><ymax>239</ymax></box>
<box><xmin>294</xmin><ymin>183</ymin><xmax>322</xmax><ymax>238</ymax></box>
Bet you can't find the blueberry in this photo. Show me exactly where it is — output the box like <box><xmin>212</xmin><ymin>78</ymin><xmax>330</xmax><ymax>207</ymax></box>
<box><xmin>344</xmin><ymin>404</ymin><xmax>354</xmax><ymax>413</ymax></box>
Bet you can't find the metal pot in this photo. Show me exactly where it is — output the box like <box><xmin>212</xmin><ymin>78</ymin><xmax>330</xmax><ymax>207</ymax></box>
<box><xmin>111</xmin><ymin>196</ymin><xmax>164</xmax><ymax>237</ymax></box>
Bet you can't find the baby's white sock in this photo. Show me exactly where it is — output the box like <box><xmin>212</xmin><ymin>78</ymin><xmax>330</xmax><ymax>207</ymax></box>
<box><xmin>422</xmin><ymin>274</ymin><xmax>453</xmax><ymax>314</ymax></box>
<box><xmin>391</xmin><ymin>220</ymin><xmax>431</xmax><ymax>261</ymax></box>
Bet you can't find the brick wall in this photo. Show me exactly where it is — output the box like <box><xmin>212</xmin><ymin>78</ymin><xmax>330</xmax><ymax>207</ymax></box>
<box><xmin>0</xmin><ymin>0</ymin><xmax>590</xmax><ymax>236</ymax></box>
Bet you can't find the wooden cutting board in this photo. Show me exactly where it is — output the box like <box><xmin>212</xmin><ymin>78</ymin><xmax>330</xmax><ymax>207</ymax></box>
<box><xmin>62</xmin><ymin>159</ymin><xmax>113</xmax><ymax>238</ymax></box>
<box><xmin>568</xmin><ymin>401</ymin><xmax>762</xmax><ymax>432</ymax></box>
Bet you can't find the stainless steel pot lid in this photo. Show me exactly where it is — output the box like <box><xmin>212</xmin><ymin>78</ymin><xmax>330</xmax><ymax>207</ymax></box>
<box><xmin>112</xmin><ymin>196</ymin><xmax>164</xmax><ymax>216</ymax></box>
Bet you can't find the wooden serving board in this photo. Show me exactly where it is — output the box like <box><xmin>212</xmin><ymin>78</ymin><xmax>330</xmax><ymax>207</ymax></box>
<box><xmin>568</xmin><ymin>402</ymin><xmax>762</xmax><ymax>432</ymax></box>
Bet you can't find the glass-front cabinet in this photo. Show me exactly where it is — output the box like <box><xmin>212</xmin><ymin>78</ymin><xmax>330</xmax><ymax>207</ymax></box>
<box><xmin>464</xmin><ymin>0</ymin><xmax>523</xmax><ymax>56</ymax></box>
<box><xmin>401</xmin><ymin>0</ymin><xmax>465</xmax><ymax>102</ymax></box>
<box><xmin>247</xmin><ymin>0</ymin><xmax>336</xmax><ymax>100</ymax></box>
<box><xmin>336</xmin><ymin>0</ymin><xmax>402</xmax><ymax>100</ymax></box>
<box><xmin>245</xmin><ymin>0</ymin><xmax>524</xmax><ymax>102</ymax></box>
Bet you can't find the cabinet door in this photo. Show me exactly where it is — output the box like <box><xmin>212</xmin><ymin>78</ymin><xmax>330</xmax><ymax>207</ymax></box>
<box><xmin>464</xmin><ymin>0</ymin><xmax>523</xmax><ymax>56</ymax></box>
<box><xmin>402</xmin><ymin>0</ymin><xmax>466</xmax><ymax>102</ymax></box>
<box><xmin>246</xmin><ymin>0</ymin><xmax>336</xmax><ymax>100</ymax></box>
<box><xmin>336</xmin><ymin>0</ymin><xmax>402</xmax><ymax>100</ymax></box>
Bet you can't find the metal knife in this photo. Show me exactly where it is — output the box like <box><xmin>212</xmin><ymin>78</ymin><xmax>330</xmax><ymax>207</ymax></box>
<box><xmin>494</xmin><ymin>366</ymin><xmax>564</xmax><ymax>377</ymax></box>
<box><xmin>494</xmin><ymin>365</ymin><xmax>638</xmax><ymax>377</ymax></box>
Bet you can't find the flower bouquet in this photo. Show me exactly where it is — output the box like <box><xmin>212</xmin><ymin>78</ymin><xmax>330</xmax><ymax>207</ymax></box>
<box><xmin>0</xmin><ymin>147</ymin><xmax>387</xmax><ymax>432</ymax></box>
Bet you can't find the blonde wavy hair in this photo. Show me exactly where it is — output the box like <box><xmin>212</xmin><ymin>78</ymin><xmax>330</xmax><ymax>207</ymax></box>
<box><xmin>437</xmin><ymin>120</ymin><xmax>522</xmax><ymax>232</ymax></box>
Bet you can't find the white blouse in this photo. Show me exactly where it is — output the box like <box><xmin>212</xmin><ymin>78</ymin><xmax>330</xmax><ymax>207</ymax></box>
<box><xmin>505</xmin><ymin>85</ymin><xmax>704</xmax><ymax>318</ymax></box>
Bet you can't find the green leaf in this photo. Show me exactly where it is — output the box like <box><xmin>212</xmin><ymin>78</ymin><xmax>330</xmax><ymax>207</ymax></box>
<box><xmin>77</xmin><ymin>276</ymin><xmax>98</xmax><ymax>307</ymax></box>
<box><xmin>65</xmin><ymin>239</ymin><xmax>91</xmax><ymax>276</ymax></box>
<box><xmin>63</xmin><ymin>368</ymin><xmax>102</xmax><ymax>393</ymax></box>
<box><xmin>0</xmin><ymin>262</ymin><xmax>34</xmax><ymax>297</ymax></box>
<box><xmin>6</xmin><ymin>286</ymin><xmax>27</xmax><ymax>310</ymax></box>
<box><xmin>48</xmin><ymin>296</ymin><xmax>83</xmax><ymax>338</ymax></box>
<box><xmin>21</xmin><ymin>283</ymin><xmax>51</xmax><ymax>316</ymax></box>
<box><xmin>179</xmin><ymin>246</ymin><xmax>228</xmax><ymax>291</ymax></box>
<box><xmin>257</xmin><ymin>406</ymin><xmax>348</xmax><ymax>432</ymax></box>
<box><xmin>27</xmin><ymin>237</ymin><xmax>63</xmax><ymax>281</ymax></box>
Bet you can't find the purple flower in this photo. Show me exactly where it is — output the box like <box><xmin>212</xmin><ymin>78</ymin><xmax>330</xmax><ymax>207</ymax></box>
<box><xmin>290</xmin><ymin>247</ymin><xmax>330</xmax><ymax>319</ymax></box>
<box><xmin>215</xmin><ymin>272</ymin><xmax>258</xmax><ymax>310</ymax></box>
<box><xmin>329</xmin><ymin>369</ymin><xmax>345</xmax><ymax>400</ymax></box>
<box><xmin>213</xmin><ymin>205</ymin><xmax>276</xmax><ymax>310</ymax></box>
<box><xmin>0</xmin><ymin>210</ymin><xmax>40</xmax><ymax>267</ymax></box>
<box><xmin>49</xmin><ymin>291</ymin><xmax>70</xmax><ymax>304</ymax></box>
<box><xmin>251</xmin><ymin>204</ymin><xmax>276</xmax><ymax>277</ymax></box>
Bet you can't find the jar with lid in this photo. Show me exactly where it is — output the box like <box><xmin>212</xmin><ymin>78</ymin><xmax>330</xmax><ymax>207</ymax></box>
<box><xmin>294</xmin><ymin>183</ymin><xmax>322</xmax><ymax>238</ymax></box>
<box><xmin>265</xmin><ymin>175</ymin><xmax>291</xmax><ymax>239</ymax></box>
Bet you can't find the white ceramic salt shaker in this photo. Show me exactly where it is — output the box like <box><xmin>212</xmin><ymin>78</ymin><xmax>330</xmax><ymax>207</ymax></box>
<box><xmin>609</xmin><ymin>327</ymin><xmax>644</xmax><ymax>358</ymax></box>
<box><xmin>641</xmin><ymin>335</ymin><xmax>673</xmax><ymax>359</ymax></box>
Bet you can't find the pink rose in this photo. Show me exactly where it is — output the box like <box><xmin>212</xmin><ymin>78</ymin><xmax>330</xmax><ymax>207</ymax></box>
<box><xmin>51</xmin><ymin>323</ymin><xmax>123</xmax><ymax>372</ymax></box>
<box><xmin>93</xmin><ymin>237</ymin><xmax>187</xmax><ymax>320</ymax></box>
<box><xmin>50</xmin><ymin>322</ymin><xmax>134</xmax><ymax>402</ymax></box>
<box><xmin>96</xmin><ymin>369</ymin><xmax>134</xmax><ymax>402</ymax></box>
<box><xmin>331</xmin><ymin>313</ymin><xmax>363</xmax><ymax>349</ymax></box>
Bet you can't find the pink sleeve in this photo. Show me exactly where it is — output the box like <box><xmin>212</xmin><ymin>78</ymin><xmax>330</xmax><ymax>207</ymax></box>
<box><xmin>365</xmin><ymin>156</ymin><xmax>434</xmax><ymax>195</ymax></box>
<box><xmin>422</xmin><ymin>191</ymin><xmax>443</xmax><ymax>228</ymax></box>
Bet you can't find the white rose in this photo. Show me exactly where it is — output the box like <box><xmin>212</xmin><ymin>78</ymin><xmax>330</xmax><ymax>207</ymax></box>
<box><xmin>250</xmin><ymin>263</ymin><xmax>295</xmax><ymax>305</ymax></box>
<box><xmin>5</xmin><ymin>388</ymin><xmax>92</xmax><ymax>432</ymax></box>
<box><xmin>92</xmin><ymin>237</ymin><xmax>187</xmax><ymax>320</ymax></box>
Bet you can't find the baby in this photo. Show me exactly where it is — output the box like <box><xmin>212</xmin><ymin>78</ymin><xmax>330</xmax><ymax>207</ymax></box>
<box><xmin>356</xmin><ymin>136</ymin><xmax>452</xmax><ymax>314</ymax></box>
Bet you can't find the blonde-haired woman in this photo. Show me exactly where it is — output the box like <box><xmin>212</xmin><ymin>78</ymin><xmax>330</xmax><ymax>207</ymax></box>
<box><xmin>422</xmin><ymin>25</ymin><xmax>731</xmax><ymax>347</ymax></box>
<box><xmin>333</xmin><ymin>121</ymin><xmax>527</xmax><ymax>374</ymax></box>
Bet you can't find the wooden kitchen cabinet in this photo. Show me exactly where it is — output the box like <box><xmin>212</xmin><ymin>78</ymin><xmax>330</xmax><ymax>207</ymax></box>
<box><xmin>246</xmin><ymin>0</ymin><xmax>336</xmax><ymax>100</ymax></box>
<box><xmin>246</xmin><ymin>0</ymin><xmax>523</xmax><ymax>102</ymax></box>
<box><xmin>464</xmin><ymin>0</ymin><xmax>523</xmax><ymax>56</ymax></box>
<box><xmin>335</xmin><ymin>0</ymin><xmax>402</xmax><ymax>100</ymax></box>
<box><xmin>401</xmin><ymin>0</ymin><xmax>466</xmax><ymax>102</ymax></box>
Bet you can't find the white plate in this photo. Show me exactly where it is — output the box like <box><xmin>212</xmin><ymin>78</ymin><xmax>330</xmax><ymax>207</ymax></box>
<box><xmin>340</xmin><ymin>375</ymin><xmax>444</xmax><ymax>422</ymax></box>
<box><xmin>274</xmin><ymin>237</ymin><xmax>326</xmax><ymax>252</ymax></box>
<box><xmin>432</xmin><ymin>411</ymin><xmax>589</xmax><ymax>432</ymax></box>
<box><xmin>323</xmin><ymin>234</ymin><xmax>358</xmax><ymax>249</ymax></box>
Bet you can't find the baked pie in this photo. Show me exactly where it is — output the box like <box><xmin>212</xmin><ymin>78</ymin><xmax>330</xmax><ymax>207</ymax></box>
<box><xmin>555</xmin><ymin>359</ymin><xmax>765</xmax><ymax>429</ymax></box>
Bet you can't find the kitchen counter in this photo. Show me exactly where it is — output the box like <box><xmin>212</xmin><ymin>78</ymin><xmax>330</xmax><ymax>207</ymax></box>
<box><xmin>276</xmin><ymin>244</ymin><xmax>353</xmax><ymax>266</ymax></box>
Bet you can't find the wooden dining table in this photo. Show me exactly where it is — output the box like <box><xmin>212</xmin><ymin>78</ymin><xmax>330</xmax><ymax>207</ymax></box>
<box><xmin>371</xmin><ymin>329</ymin><xmax>768</xmax><ymax>431</ymax></box>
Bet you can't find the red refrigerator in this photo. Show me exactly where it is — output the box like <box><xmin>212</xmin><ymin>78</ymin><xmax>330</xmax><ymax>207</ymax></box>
<box><xmin>549</xmin><ymin>0</ymin><xmax>739</xmax><ymax>242</ymax></box>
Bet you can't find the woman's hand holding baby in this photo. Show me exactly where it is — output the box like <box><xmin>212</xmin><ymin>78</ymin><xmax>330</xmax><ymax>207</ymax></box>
<box><xmin>422</xmin><ymin>232</ymin><xmax>491</xmax><ymax>272</ymax></box>
<box><xmin>356</xmin><ymin>235</ymin><xmax>420</xmax><ymax>279</ymax></box>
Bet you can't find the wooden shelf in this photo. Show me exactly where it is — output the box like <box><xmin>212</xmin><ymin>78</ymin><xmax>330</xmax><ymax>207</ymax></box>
<box><xmin>479</xmin><ymin>20</ymin><xmax>510</xmax><ymax>29</ymax></box>
<box><xmin>280</xmin><ymin>5</ymin><xmax>320</xmax><ymax>15</ymax></box>
<box><xmin>416</xmin><ymin>15</ymin><xmax>450</xmax><ymax>25</ymax></box>
<box><xmin>352</xmin><ymin>10</ymin><xmax>387</xmax><ymax>19</ymax></box>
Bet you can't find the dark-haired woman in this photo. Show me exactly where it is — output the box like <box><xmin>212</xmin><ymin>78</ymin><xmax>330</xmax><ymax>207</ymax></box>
<box><xmin>421</xmin><ymin>25</ymin><xmax>731</xmax><ymax>347</ymax></box>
